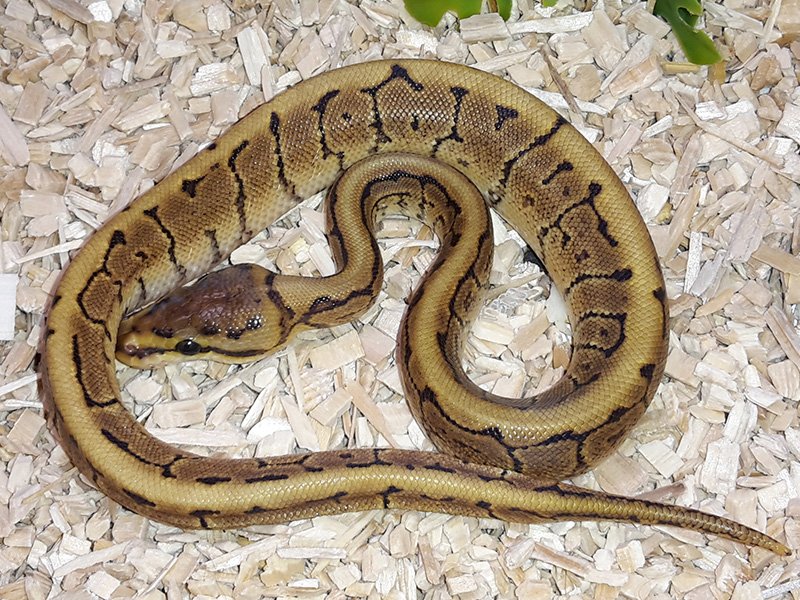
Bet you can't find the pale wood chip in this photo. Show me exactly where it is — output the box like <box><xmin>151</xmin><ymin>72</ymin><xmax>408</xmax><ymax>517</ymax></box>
<box><xmin>52</xmin><ymin>540</ymin><xmax>131</xmax><ymax>578</ymax></box>
<box><xmin>609</xmin><ymin>54</ymin><xmax>662</xmax><ymax>98</ymax></box>
<box><xmin>765</xmin><ymin>305</ymin><xmax>800</xmax><ymax>370</ymax></box>
<box><xmin>0</xmin><ymin>274</ymin><xmax>18</xmax><ymax>341</ymax></box>
<box><xmin>308</xmin><ymin>329</ymin><xmax>365</xmax><ymax>371</ymax></box>
<box><xmin>459</xmin><ymin>13</ymin><xmax>510</xmax><ymax>43</ymax></box>
<box><xmin>150</xmin><ymin>427</ymin><xmax>245</xmax><ymax>449</ymax></box>
<box><xmin>294</xmin><ymin>33</ymin><xmax>329</xmax><ymax>79</ymax></box>
<box><xmin>0</xmin><ymin>104</ymin><xmax>30</xmax><ymax>166</ymax></box>
<box><xmin>308</xmin><ymin>386</ymin><xmax>352</xmax><ymax>427</ymax></box>
<box><xmin>6</xmin><ymin>0</ymin><xmax>37</xmax><ymax>22</ymax></box>
<box><xmin>594</xmin><ymin>453</ymin><xmax>649</xmax><ymax>496</ymax></box>
<box><xmin>776</xmin><ymin>102</ymin><xmax>800</xmax><ymax>145</ymax></box>
<box><xmin>6</xmin><ymin>409</ymin><xmax>46</xmax><ymax>454</ymax></box>
<box><xmin>190</xmin><ymin>63</ymin><xmax>242</xmax><ymax>96</ymax></box>
<box><xmin>511</xmin><ymin>11</ymin><xmax>594</xmax><ymax>35</ymax></box>
<box><xmin>204</xmin><ymin>536</ymin><xmax>280</xmax><ymax>571</ymax></box>
<box><xmin>282</xmin><ymin>351</ymin><xmax>320</xmax><ymax>452</ymax></box>
<box><xmin>766</xmin><ymin>360</ymin><xmax>800</xmax><ymax>399</ymax></box>
<box><xmin>699</xmin><ymin>439</ymin><xmax>740</xmax><ymax>496</ymax></box>
<box><xmin>0</xmin><ymin>374</ymin><xmax>38</xmax><ymax>400</ymax></box>
<box><xmin>665</xmin><ymin>346</ymin><xmax>701</xmax><ymax>388</ymax></box>
<box><xmin>615</xmin><ymin>540</ymin><xmax>646</xmax><ymax>572</ymax></box>
<box><xmin>751</xmin><ymin>243</ymin><xmax>800</xmax><ymax>276</ymax></box>
<box><xmin>151</xmin><ymin>399</ymin><xmax>207</xmax><ymax>428</ymax></box>
<box><xmin>638</xmin><ymin>439</ymin><xmax>683</xmax><ymax>479</ymax></box>
<box><xmin>237</xmin><ymin>27</ymin><xmax>270</xmax><ymax>87</ymax></box>
<box><xmin>627</xmin><ymin>8</ymin><xmax>671</xmax><ymax>38</ymax></box>
<box><xmin>345</xmin><ymin>380</ymin><xmax>399</xmax><ymax>448</ymax></box>
<box><xmin>530</xmin><ymin>544</ymin><xmax>628</xmax><ymax>586</ymax></box>
<box><xmin>47</xmin><ymin>0</ymin><xmax>94</xmax><ymax>23</ymax></box>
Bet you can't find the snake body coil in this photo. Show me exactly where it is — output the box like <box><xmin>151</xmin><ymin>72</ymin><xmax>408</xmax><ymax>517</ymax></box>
<box><xmin>40</xmin><ymin>60</ymin><xmax>787</xmax><ymax>554</ymax></box>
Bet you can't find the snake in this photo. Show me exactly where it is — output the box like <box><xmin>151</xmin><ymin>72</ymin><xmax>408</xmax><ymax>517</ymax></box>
<box><xmin>39</xmin><ymin>59</ymin><xmax>787</xmax><ymax>554</ymax></box>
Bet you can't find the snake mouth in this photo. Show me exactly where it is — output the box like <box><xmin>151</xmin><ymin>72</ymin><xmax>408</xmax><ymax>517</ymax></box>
<box><xmin>115</xmin><ymin>342</ymin><xmax>173</xmax><ymax>368</ymax></box>
<box><xmin>118</xmin><ymin>343</ymin><xmax>168</xmax><ymax>359</ymax></box>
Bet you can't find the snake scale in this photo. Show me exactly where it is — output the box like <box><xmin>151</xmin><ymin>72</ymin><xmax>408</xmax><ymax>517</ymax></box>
<box><xmin>40</xmin><ymin>59</ymin><xmax>787</xmax><ymax>554</ymax></box>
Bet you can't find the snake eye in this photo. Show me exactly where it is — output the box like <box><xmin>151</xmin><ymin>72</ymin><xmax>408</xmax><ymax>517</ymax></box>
<box><xmin>174</xmin><ymin>339</ymin><xmax>203</xmax><ymax>356</ymax></box>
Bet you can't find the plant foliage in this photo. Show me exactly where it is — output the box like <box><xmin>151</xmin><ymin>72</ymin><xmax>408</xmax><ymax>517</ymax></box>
<box><xmin>404</xmin><ymin>0</ymin><xmax>721</xmax><ymax>65</ymax></box>
<box><xmin>653</xmin><ymin>0</ymin><xmax>722</xmax><ymax>64</ymax></box>
<box><xmin>404</xmin><ymin>0</ymin><xmax>511</xmax><ymax>26</ymax></box>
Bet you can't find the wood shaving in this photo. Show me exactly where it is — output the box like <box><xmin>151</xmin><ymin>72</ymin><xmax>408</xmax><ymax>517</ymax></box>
<box><xmin>1</xmin><ymin>0</ymin><xmax>799</xmax><ymax>597</ymax></box>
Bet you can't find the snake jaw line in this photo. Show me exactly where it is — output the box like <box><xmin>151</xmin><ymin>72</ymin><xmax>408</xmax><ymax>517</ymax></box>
<box><xmin>41</xmin><ymin>60</ymin><xmax>788</xmax><ymax>556</ymax></box>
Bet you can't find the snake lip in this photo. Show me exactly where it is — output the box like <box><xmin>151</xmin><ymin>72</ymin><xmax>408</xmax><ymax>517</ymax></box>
<box><xmin>120</xmin><ymin>343</ymin><xmax>164</xmax><ymax>358</ymax></box>
<box><xmin>115</xmin><ymin>343</ymin><xmax>173</xmax><ymax>369</ymax></box>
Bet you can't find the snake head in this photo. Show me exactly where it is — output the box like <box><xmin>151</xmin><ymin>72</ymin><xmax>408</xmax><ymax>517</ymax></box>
<box><xmin>116</xmin><ymin>264</ymin><xmax>287</xmax><ymax>368</ymax></box>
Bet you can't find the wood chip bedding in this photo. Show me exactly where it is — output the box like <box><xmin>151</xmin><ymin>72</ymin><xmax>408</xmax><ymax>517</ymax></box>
<box><xmin>1</xmin><ymin>0</ymin><xmax>800</xmax><ymax>597</ymax></box>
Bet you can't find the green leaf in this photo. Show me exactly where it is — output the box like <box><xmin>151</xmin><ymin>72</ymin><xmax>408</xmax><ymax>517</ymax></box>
<box><xmin>653</xmin><ymin>0</ymin><xmax>722</xmax><ymax>65</ymax></box>
<box><xmin>404</xmin><ymin>0</ymin><xmax>511</xmax><ymax>27</ymax></box>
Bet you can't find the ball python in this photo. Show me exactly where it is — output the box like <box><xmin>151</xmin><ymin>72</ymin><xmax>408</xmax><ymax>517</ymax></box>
<box><xmin>40</xmin><ymin>59</ymin><xmax>787</xmax><ymax>554</ymax></box>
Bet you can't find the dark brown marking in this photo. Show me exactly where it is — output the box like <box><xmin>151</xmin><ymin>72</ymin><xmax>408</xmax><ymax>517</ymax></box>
<box><xmin>73</xmin><ymin>335</ymin><xmax>118</xmax><ymax>408</ymax></box>
<box><xmin>245</xmin><ymin>316</ymin><xmax>262</xmax><ymax>331</ymax></box>
<box><xmin>75</xmin><ymin>229</ymin><xmax>127</xmax><ymax>335</ymax></box>
<box><xmin>295</xmin><ymin>454</ymin><xmax>324</xmax><ymax>473</ymax></box>
<box><xmin>269</xmin><ymin>111</ymin><xmax>291</xmax><ymax>191</ymax></box>
<box><xmin>311</xmin><ymin>89</ymin><xmax>343</xmax><ymax>165</ymax></box>
<box><xmin>494</xmin><ymin>105</ymin><xmax>518</xmax><ymax>130</ymax></box>
<box><xmin>433</xmin><ymin>86</ymin><xmax>468</xmax><ymax>152</ymax></box>
<box><xmin>477</xmin><ymin>472</ymin><xmax>508</xmax><ymax>483</ymax></box>
<box><xmin>541</xmin><ymin>161</ymin><xmax>573</xmax><ymax>185</ymax></box>
<box><xmin>244</xmin><ymin>472</ymin><xmax>290</xmax><ymax>484</ymax></box>
<box><xmin>424</xmin><ymin>462</ymin><xmax>456</xmax><ymax>474</ymax></box>
<box><xmin>191</xmin><ymin>509</ymin><xmax>220</xmax><ymax>528</ymax></box>
<box><xmin>378</xmin><ymin>485</ymin><xmax>403</xmax><ymax>508</ymax></box>
<box><xmin>123</xmin><ymin>488</ymin><xmax>157</xmax><ymax>507</ymax></box>
<box><xmin>197</xmin><ymin>476</ymin><xmax>232</xmax><ymax>485</ymax></box>
<box><xmin>181</xmin><ymin>175</ymin><xmax>206</xmax><ymax>198</ymax></box>
<box><xmin>360</xmin><ymin>64</ymin><xmax>424</xmax><ymax>147</ymax></box>
<box><xmin>576</xmin><ymin>311</ymin><xmax>626</xmax><ymax>358</ymax></box>
<box><xmin>500</xmin><ymin>116</ymin><xmax>566</xmax><ymax>187</ymax></box>
<box><xmin>227</xmin><ymin>140</ymin><xmax>249</xmax><ymax>172</ymax></box>
<box><xmin>506</xmin><ymin>506</ymin><xmax>549</xmax><ymax>520</ymax></box>
<box><xmin>204</xmin><ymin>229</ymin><xmax>221</xmax><ymax>263</ymax></box>
<box><xmin>143</xmin><ymin>207</ymin><xmax>184</xmax><ymax>275</ymax></box>
<box><xmin>539</xmin><ymin>182</ymin><xmax>616</xmax><ymax>250</ymax></box>
<box><xmin>226</xmin><ymin>140</ymin><xmax>250</xmax><ymax>236</ymax></box>
<box><xmin>416</xmin><ymin>385</ymin><xmax>520</xmax><ymax>470</ymax></box>
<box><xmin>345</xmin><ymin>449</ymin><xmax>391</xmax><ymax>469</ymax></box>
<box><xmin>564</xmin><ymin>268</ymin><xmax>632</xmax><ymax>297</ymax></box>
<box><xmin>640</xmin><ymin>363</ymin><xmax>656</xmax><ymax>381</ymax></box>
<box><xmin>263</xmin><ymin>271</ymin><xmax>295</xmax><ymax>321</ymax></box>
<box><xmin>101</xmin><ymin>428</ymin><xmax>169</xmax><ymax>471</ymax></box>
<box><xmin>476</xmin><ymin>499</ymin><xmax>499</xmax><ymax>519</ymax></box>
